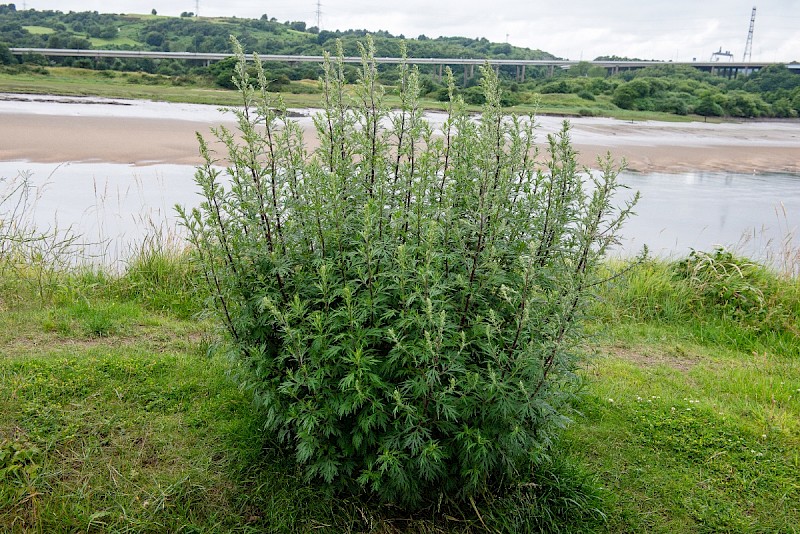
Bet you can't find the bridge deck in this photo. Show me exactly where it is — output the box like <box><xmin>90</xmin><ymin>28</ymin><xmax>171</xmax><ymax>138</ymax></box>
<box><xmin>9</xmin><ymin>47</ymin><xmax>791</xmax><ymax>72</ymax></box>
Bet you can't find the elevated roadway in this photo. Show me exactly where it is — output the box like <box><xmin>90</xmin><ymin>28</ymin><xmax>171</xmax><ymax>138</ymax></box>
<box><xmin>9</xmin><ymin>47</ymin><xmax>797</xmax><ymax>80</ymax></box>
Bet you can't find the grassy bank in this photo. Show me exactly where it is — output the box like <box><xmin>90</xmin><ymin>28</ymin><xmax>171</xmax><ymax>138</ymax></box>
<box><xmin>0</xmin><ymin>64</ymin><xmax>697</xmax><ymax>122</ymax></box>
<box><xmin>2</xmin><ymin>230</ymin><xmax>798</xmax><ymax>532</ymax></box>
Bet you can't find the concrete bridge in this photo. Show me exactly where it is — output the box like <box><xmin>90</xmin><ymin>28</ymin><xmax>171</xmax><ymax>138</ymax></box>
<box><xmin>9</xmin><ymin>47</ymin><xmax>797</xmax><ymax>81</ymax></box>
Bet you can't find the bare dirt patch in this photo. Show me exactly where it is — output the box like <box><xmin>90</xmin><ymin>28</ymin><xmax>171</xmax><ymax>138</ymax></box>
<box><xmin>610</xmin><ymin>346</ymin><xmax>698</xmax><ymax>372</ymax></box>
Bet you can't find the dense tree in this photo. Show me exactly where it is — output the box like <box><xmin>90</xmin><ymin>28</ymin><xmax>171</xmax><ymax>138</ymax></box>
<box><xmin>694</xmin><ymin>94</ymin><xmax>724</xmax><ymax>117</ymax></box>
<box><xmin>612</xmin><ymin>79</ymin><xmax>652</xmax><ymax>109</ymax></box>
<box><xmin>0</xmin><ymin>40</ymin><xmax>14</xmax><ymax>64</ymax></box>
<box><xmin>144</xmin><ymin>31</ymin><xmax>163</xmax><ymax>47</ymax></box>
<box><xmin>742</xmin><ymin>64</ymin><xmax>800</xmax><ymax>93</ymax></box>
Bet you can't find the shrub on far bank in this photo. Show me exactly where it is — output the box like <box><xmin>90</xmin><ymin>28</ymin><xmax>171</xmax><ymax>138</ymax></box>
<box><xmin>594</xmin><ymin>247</ymin><xmax>800</xmax><ymax>355</ymax></box>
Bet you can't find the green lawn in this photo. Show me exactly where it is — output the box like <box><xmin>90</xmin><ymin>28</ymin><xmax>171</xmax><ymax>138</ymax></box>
<box><xmin>1</xmin><ymin>249</ymin><xmax>797</xmax><ymax>532</ymax></box>
<box><xmin>89</xmin><ymin>36</ymin><xmax>141</xmax><ymax>48</ymax></box>
<box><xmin>0</xmin><ymin>66</ymin><xmax>326</xmax><ymax>107</ymax></box>
<box><xmin>570</xmin><ymin>327</ymin><xmax>800</xmax><ymax>532</ymax></box>
<box><xmin>20</xmin><ymin>25</ymin><xmax>54</xmax><ymax>35</ymax></box>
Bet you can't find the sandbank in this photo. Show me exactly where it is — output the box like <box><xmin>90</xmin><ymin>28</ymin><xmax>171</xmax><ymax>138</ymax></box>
<box><xmin>1</xmin><ymin>97</ymin><xmax>799</xmax><ymax>174</ymax></box>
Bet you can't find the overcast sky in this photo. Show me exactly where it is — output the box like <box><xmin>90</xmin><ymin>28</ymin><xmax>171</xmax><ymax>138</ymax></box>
<box><xmin>20</xmin><ymin>0</ymin><xmax>800</xmax><ymax>62</ymax></box>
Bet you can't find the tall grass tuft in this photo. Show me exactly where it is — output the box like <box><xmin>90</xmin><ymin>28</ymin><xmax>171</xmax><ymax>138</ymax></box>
<box><xmin>595</xmin><ymin>258</ymin><xmax>692</xmax><ymax>324</ymax></box>
<box><xmin>674</xmin><ymin>247</ymin><xmax>799</xmax><ymax>338</ymax></box>
<box><xmin>117</xmin><ymin>230</ymin><xmax>204</xmax><ymax>319</ymax></box>
<box><xmin>1</xmin><ymin>169</ymin><xmax>205</xmax><ymax>320</ymax></box>
<box><xmin>770</xmin><ymin>203</ymin><xmax>799</xmax><ymax>280</ymax></box>
<box><xmin>0</xmin><ymin>170</ymin><xmax>82</xmax><ymax>303</ymax></box>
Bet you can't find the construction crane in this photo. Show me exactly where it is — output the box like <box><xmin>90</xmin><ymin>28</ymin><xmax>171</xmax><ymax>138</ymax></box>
<box><xmin>743</xmin><ymin>6</ymin><xmax>756</xmax><ymax>62</ymax></box>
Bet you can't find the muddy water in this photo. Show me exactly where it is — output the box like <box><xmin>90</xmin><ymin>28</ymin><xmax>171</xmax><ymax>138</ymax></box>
<box><xmin>614</xmin><ymin>171</ymin><xmax>800</xmax><ymax>262</ymax></box>
<box><xmin>2</xmin><ymin>160</ymin><xmax>798</xmax><ymax>267</ymax></box>
<box><xmin>1</xmin><ymin>162</ymin><xmax>196</xmax><ymax>265</ymax></box>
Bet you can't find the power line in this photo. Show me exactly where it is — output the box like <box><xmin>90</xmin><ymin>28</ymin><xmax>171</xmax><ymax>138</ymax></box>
<box><xmin>315</xmin><ymin>0</ymin><xmax>323</xmax><ymax>29</ymax></box>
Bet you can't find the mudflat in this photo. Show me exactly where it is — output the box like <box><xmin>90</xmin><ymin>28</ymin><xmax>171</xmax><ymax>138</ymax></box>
<box><xmin>2</xmin><ymin>102</ymin><xmax>799</xmax><ymax>174</ymax></box>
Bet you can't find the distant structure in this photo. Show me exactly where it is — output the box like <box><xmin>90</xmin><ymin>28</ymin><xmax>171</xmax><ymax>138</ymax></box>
<box><xmin>743</xmin><ymin>6</ymin><xmax>757</xmax><ymax>62</ymax></box>
<box><xmin>195</xmin><ymin>1</ymin><xmax>200</xmax><ymax>17</ymax></box>
<box><xmin>711</xmin><ymin>47</ymin><xmax>734</xmax><ymax>62</ymax></box>
<box><xmin>315</xmin><ymin>0</ymin><xmax>323</xmax><ymax>29</ymax></box>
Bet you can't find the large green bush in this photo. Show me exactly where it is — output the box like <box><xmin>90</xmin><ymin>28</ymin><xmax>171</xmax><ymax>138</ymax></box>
<box><xmin>181</xmin><ymin>37</ymin><xmax>637</xmax><ymax>506</ymax></box>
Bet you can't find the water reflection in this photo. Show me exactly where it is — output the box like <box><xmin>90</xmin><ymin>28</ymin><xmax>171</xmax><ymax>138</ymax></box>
<box><xmin>617</xmin><ymin>171</ymin><xmax>800</xmax><ymax>263</ymax></box>
<box><xmin>1</xmin><ymin>161</ymin><xmax>798</xmax><ymax>267</ymax></box>
<box><xmin>1</xmin><ymin>162</ymin><xmax>198</xmax><ymax>265</ymax></box>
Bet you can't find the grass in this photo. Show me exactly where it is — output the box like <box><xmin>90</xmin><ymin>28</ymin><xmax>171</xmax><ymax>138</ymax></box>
<box><xmin>569</xmin><ymin>337</ymin><xmax>800</xmax><ymax>532</ymax></box>
<box><xmin>20</xmin><ymin>26</ymin><xmax>54</xmax><ymax>35</ymax></box>
<box><xmin>0</xmin><ymin>66</ymin><xmax>251</xmax><ymax>106</ymax></box>
<box><xmin>2</xmin><ymin>248</ymin><xmax>798</xmax><ymax>532</ymax></box>
<box><xmin>0</xmin><ymin>65</ymin><xmax>332</xmax><ymax>108</ymax></box>
<box><xmin>0</xmin><ymin>308</ymin><xmax>245</xmax><ymax>531</ymax></box>
<box><xmin>575</xmin><ymin>255</ymin><xmax>800</xmax><ymax>532</ymax></box>
<box><xmin>88</xmin><ymin>36</ymin><xmax>141</xmax><ymax>48</ymax></box>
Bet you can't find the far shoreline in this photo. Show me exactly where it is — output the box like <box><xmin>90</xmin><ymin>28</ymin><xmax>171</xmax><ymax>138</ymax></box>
<box><xmin>2</xmin><ymin>94</ymin><xmax>800</xmax><ymax>175</ymax></box>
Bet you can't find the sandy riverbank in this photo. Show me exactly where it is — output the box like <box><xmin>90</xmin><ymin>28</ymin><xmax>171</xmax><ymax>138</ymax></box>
<box><xmin>2</xmin><ymin>99</ymin><xmax>799</xmax><ymax>173</ymax></box>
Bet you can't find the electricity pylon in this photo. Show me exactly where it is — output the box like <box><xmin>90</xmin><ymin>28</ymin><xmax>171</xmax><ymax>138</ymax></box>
<box><xmin>743</xmin><ymin>6</ymin><xmax>756</xmax><ymax>62</ymax></box>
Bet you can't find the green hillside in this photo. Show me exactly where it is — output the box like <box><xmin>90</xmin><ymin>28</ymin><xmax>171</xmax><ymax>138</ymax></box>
<box><xmin>0</xmin><ymin>6</ymin><xmax>553</xmax><ymax>60</ymax></box>
<box><xmin>1</xmin><ymin>4</ymin><xmax>799</xmax><ymax>118</ymax></box>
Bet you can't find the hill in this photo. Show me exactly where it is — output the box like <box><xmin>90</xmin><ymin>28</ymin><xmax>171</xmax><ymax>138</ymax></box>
<box><xmin>0</xmin><ymin>5</ymin><xmax>554</xmax><ymax>60</ymax></box>
<box><xmin>1</xmin><ymin>4</ymin><xmax>800</xmax><ymax>119</ymax></box>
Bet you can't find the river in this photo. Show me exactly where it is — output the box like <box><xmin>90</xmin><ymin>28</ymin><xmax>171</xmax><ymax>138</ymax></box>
<box><xmin>1</xmin><ymin>94</ymin><xmax>798</xmax><ymax>269</ymax></box>
<box><xmin>2</xmin><ymin>160</ymin><xmax>797</xmax><ymax>268</ymax></box>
